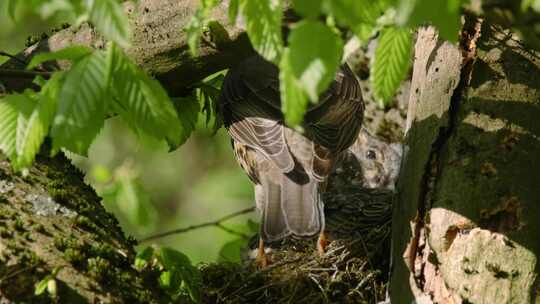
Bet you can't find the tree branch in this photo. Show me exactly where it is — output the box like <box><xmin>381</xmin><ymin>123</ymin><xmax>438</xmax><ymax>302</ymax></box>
<box><xmin>139</xmin><ymin>207</ymin><xmax>255</xmax><ymax>243</ymax></box>
<box><xmin>0</xmin><ymin>0</ymin><xmax>254</xmax><ymax>96</ymax></box>
<box><xmin>0</xmin><ymin>69</ymin><xmax>52</xmax><ymax>79</ymax></box>
<box><xmin>0</xmin><ymin>51</ymin><xmax>28</xmax><ymax>66</ymax></box>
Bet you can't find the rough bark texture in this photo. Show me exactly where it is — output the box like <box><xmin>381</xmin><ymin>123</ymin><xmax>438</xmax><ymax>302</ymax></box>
<box><xmin>0</xmin><ymin>148</ymin><xmax>170</xmax><ymax>303</ymax></box>
<box><xmin>391</xmin><ymin>20</ymin><xmax>540</xmax><ymax>304</ymax></box>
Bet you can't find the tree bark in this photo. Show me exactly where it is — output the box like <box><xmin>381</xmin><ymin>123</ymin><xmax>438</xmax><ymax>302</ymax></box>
<box><xmin>0</xmin><ymin>148</ymin><xmax>171</xmax><ymax>303</ymax></box>
<box><xmin>391</xmin><ymin>19</ymin><xmax>540</xmax><ymax>303</ymax></box>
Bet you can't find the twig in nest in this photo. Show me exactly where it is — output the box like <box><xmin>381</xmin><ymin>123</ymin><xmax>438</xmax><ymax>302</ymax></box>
<box><xmin>308</xmin><ymin>274</ymin><xmax>329</xmax><ymax>303</ymax></box>
<box><xmin>139</xmin><ymin>206</ymin><xmax>255</xmax><ymax>243</ymax></box>
<box><xmin>356</xmin><ymin>233</ymin><xmax>379</xmax><ymax>303</ymax></box>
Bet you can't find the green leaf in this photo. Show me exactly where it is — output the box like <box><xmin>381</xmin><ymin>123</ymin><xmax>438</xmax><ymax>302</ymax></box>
<box><xmin>0</xmin><ymin>95</ymin><xmax>29</xmax><ymax>160</ymax></box>
<box><xmin>279</xmin><ymin>49</ymin><xmax>309</xmax><ymax>126</ymax></box>
<box><xmin>186</xmin><ymin>8</ymin><xmax>206</xmax><ymax>56</ymax></box>
<box><xmin>287</xmin><ymin>20</ymin><xmax>343</xmax><ymax>102</ymax></box>
<box><xmin>247</xmin><ymin>219</ymin><xmax>259</xmax><ymax>233</ymax></box>
<box><xmin>326</xmin><ymin>0</ymin><xmax>387</xmax><ymax>27</ymax></box>
<box><xmin>207</xmin><ymin>21</ymin><xmax>231</xmax><ymax>46</ymax></box>
<box><xmin>7</xmin><ymin>0</ymin><xmax>18</xmax><ymax>19</ymax></box>
<box><xmin>27</xmin><ymin>46</ymin><xmax>93</xmax><ymax>70</ymax></box>
<box><xmin>173</xmin><ymin>96</ymin><xmax>200</xmax><ymax>148</ymax></box>
<box><xmin>185</xmin><ymin>0</ymin><xmax>222</xmax><ymax>56</ymax></box>
<box><xmin>159</xmin><ymin>270</ymin><xmax>177</xmax><ymax>289</ymax></box>
<box><xmin>109</xmin><ymin>45</ymin><xmax>186</xmax><ymax>149</ymax></box>
<box><xmin>91</xmin><ymin>164</ymin><xmax>112</xmax><ymax>183</ymax></box>
<box><xmin>157</xmin><ymin>247</ymin><xmax>201</xmax><ymax>302</ymax></box>
<box><xmin>35</xmin><ymin>275</ymin><xmax>53</xmax><ymax>295</ymax></box>
<box><xmin>158</xmin><ymin>247</ymin><xmax>192</xmax><ymax>270</ymax></box>
<box><xmin>371</xmin><ymin>26</ymin><xmax>412</xmax><ymax>107</ymax></box>
<box><xmin>397</xmin><ymin>0</ymin><xmax>461</xmax><ymax>42</ymax></box>
<box><xmin>88</xmin><ymin>0</ymin><xmax>131</xmax><ymax>47</ymax></box>
<box><xmin>13</xmin><ymin>73</ymin><xmax>63</xmax><ymax>170</ymax></box>
<box><xmin>47</xmin><ymin>278</ymin><xmax>57</xmax><ymax>296</ymax></box>
<box><xmin>353</xmin><ymin>23</ymin><xmax>375</xmax><ymax>44</ymax></box>
<box><xmin>135</xmin><ymin>246</ymin><xmax>155</xmax><ymax>270</ymax></box>
<box><xmin>34</xmin><ymin>266</ymin><xmax>62</xmax><ymax>295</ymax></box>
<box><xmin>228</xmin><ymin>0</ymin><xmax>240</xmax><ymax>24</ymax></box>
<box><xmin>38</xmin><ymin>0</ymin><xmax>81</xmax><ymax>19</ymax></box>
<box><xmin>115</xmin><ymin>176</ymin><xmax>157</xmax><ymax>227</ymax></box>
<box><xmin>218</xmin><ymin>238</ymin><xmax>245</xmax><ymax>263</ymax></box>
<box><xmin>197</xmin><ymin>74</ymin><xmax>224</xmax><ymax>133</ymax></box>
<box><xmin>522</xmin><ymin>0</ymin><xmax>540</xmax><ymax>12</ymax></box>
<box><xmin>241</xmin><ymin>0</ymin><xmax>283</xmax><ymax>63</ymax></box>
<box><xmin>293</xmin><ymin>0</ymin><xmax>322</xmax><ymax>18</ymax></box>
<box><xmin>50</xmin><ymin>51</ymin><xmax>110</xmax><ymax>155</ymax></box>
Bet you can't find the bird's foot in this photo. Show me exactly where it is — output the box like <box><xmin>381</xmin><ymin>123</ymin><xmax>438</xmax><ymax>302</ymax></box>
<box><xmin>256</xmin><ymin>238</ymin><xmax>270</xmax><ymax>268</ymax></box>
<box><xmin>317</xmin><ymin>231</ymin><xmax>328</xmax><ymax>256</ymax></box>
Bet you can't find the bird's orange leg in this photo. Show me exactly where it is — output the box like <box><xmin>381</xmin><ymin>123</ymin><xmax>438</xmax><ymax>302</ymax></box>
<box><xmin>256</xmin><ymin>237</ymin><xmax>269</xmax><ymax>268</ymax></box>
<box><xmin>317</xmin><ymin>230</ymin><xmax>328</xmax><ymax>256</ymax></box>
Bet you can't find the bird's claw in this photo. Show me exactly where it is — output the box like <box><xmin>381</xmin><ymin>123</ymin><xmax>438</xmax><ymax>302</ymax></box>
<box><xmin>317</xmin><ymin>231</ymin><xmax>328</xmax><ymax>256</ymax></box>
<box><xmin>256</xmin><ymin>238</ymin><xmax>270</xmax><ymax>268</ymax></box>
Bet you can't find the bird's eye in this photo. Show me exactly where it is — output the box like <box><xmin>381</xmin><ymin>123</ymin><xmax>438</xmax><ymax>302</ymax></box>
<box><xmin>366</xmin><ymin>150</ymin><xmax>376</xmax><ymax>160</ymax></box>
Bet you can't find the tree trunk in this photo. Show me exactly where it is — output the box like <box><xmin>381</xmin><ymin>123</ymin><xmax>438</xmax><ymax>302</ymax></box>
<box><xmin>390</xmin><ymin>19</ymin><xmax>540</xmax><ymax>303</ymax></box>
<box><xmin>0</xmin><ymin>148</ymin><xmax>172</xmax><ymax>303</ymax></box>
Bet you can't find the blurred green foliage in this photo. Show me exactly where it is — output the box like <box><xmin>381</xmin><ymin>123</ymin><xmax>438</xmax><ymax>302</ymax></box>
<box><xmin>0</xmin><ymin>0</ymin><xmax>255</xmax><ymax>265</ymax></box>
<box><xmin>72</xmin><ymin>117</ymin><xmax>254</xmax><ymax>263</ymax></box>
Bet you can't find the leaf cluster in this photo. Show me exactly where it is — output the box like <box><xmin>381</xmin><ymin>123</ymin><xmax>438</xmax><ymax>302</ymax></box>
<box><xmin>3</xmin><ymin>0</ymin><xmax>540</xmax><ymax>171</ymax></box>
<box><xmin>135</xmin><ymin>246</ymin><xmax>202</xmax><ymax>303</ymax></box>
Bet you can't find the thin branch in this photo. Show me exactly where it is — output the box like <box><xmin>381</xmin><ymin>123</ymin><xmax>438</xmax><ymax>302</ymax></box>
<box><xmin>0</xmin><ymin>51</ymin><xmax>28</xmax><ymax>66</ymax></box>
<box><xmin>215</xmin><ymin>223</ymin><xmax>250</xmax><ymax>239</ymax></box>
<box><xmin>139</xmin><ymin>206</ymin><xmax>255</xmax><ymax>243</ymax></box>
<box><xmin>0</xmin><ymin>263</ymin><xmax>41</xmax><ymax>285</ymax></box>
<box><xmin>0</xmin><ymin>68</ymin><xmax>52</xmax><ymax>79</ymax></box>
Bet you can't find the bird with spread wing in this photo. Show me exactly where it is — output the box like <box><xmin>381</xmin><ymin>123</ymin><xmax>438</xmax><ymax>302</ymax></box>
<box><xmin>219</xmin><ymin>55</ymin><xmax>364</xmax><ymax>266</ymax></box>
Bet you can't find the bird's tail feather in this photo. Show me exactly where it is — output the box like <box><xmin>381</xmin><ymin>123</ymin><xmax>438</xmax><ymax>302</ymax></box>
<box><xmin>260</xmin><ymin>175</ymin><xmax>324</xmax><ymax>242</ymax></box>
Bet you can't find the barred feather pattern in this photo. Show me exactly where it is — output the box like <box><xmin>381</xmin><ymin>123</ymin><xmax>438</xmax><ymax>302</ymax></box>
<box><xmin>220</xmin><ymin>55</ymin><xmax>364</xmax><ymax>242</ymax></box>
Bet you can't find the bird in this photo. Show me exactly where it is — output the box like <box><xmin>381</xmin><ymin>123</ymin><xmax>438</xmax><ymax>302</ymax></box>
<box><xmin>219</xmin><ymin>55</ymin><xmax>364</xmax><ymax>266</ymax></box>
<box><xmin>348</xmin><ymin>127</ymin><xmax>402</xmax><ymax>190</ymax></box>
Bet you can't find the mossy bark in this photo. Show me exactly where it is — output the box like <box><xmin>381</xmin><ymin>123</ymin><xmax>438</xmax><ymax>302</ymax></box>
<box><xmin>390</xmin><ymin>20</ymin><xmax>540</xmax><ymax>303</ymax></box>
<box><xmin>0</xmin><ymin>149</ymin><xmax>170</xmax><ymax>303</ymax></box>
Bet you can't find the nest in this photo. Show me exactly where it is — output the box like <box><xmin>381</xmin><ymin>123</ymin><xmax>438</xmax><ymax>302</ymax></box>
<box><xmin>199</xmin><ymin>184</ymin><xmax>392</xmax><ymax>303</ymax></box>
<box><xmin>197</xmin><ymin>141</ymin><xmax>394</xmax><ymax>304</ymax></box>
<box><xmin>200</xmin><ymin>239</ymin><xmax>387</xmax><ymax>303</ymax></box>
